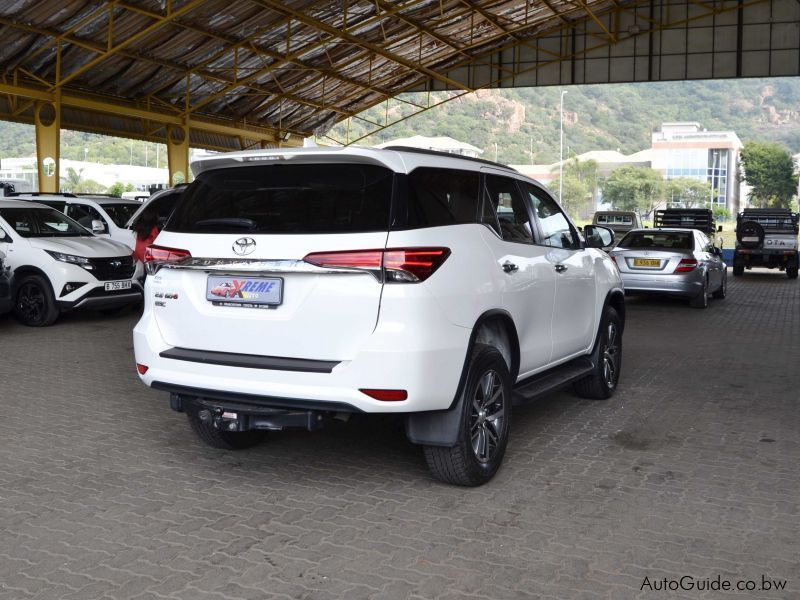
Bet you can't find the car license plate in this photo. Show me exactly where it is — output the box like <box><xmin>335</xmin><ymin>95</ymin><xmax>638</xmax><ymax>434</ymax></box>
<box><xmin>206</xmin><ymin>275</ymin><xmax>283</xmax><ymax>308</ymax></box>
<box><xmin>104</xmin><ymin>280</ymin><xmax>132</xmax><ymax>291</ymax></box>
<box><xmin>633</xmin><ymin>258</ymin><xmax>661</xmax><ymax>267</ymax></box>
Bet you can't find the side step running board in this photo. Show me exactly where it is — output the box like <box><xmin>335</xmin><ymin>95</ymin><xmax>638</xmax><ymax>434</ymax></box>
<box><xmin>512</xmin><ymin>357</ymin><xmax>594</xmax><ymax>406</ymax></box>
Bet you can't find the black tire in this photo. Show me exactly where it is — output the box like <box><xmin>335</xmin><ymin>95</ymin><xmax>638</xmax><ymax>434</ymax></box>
<box><xmin>689</xmin><ymin>276</ymin><xmax>709</xmax><ymax>309</ymax></box>
<box><xmin>732</xmin><ymin>262</ymin><xmax>744</xmax><ymax>277</ymax></box>
<box><xmin>13</xmin><ymin>274</ymin><xmax>59</xmax><ymax>327</ymax></box>
<box><xmin>573</xmin><ymin>306</ymin><xmax>622</xmax><ymax>400</ymax></box>
<box><xmin>423</xmin><ymin>345</ymin><xmax>512</xmax><ymax>487</ymax></box>
<box><xmin>186</xmin><ymin>409</ymin><xmax>267</xmax><ymax>450</ymax></box>
<box><xmin>787</xmin><ymin>266</ymin><xmax>798</xmax><ymax>279</ymax></box>
<box><xmin>712</xmin><ymin>270</ymin><xmax>727</xmax><ymax>299</ymax></box>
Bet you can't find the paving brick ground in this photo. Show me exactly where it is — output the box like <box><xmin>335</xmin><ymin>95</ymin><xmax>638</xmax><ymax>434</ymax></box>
<box><xmin>1</xmin><ymin>269</ymin><xmax>798</xmax><ymax>600</ymax></box>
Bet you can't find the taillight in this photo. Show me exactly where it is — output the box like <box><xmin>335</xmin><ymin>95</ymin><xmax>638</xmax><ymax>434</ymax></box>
<box><xmin>675</xmin><ymin>258</ymin><xmax>698</xmax><ymax>273</ymax></box>
<box><xmin>144</xmin><ymin>245</ymin><xmax>191</xmax><ymax>263</ymax></box>
<box><xmin>136</xmin><ymin>363</ymin><xmax>149</xmax><ymax>375</ymax></box>
<box><xmin>303</xmin><ymin>247</ymin><xmax>450</xmax><ymax>283</ymax></box>
<box><xmin>360</xmin><ymin>389</ymin><xmax>408</xmax><ymax>401</ymax></box>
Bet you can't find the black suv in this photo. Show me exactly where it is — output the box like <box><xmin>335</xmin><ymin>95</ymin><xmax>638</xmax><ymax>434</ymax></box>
<box><xmin>733</xmin><ymin>209</ymin><xmax>799</xmax><ymax>279</ymax></box>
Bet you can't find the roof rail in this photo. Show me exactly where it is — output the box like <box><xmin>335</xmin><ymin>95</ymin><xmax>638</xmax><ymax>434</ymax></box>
<box><xmin>9</xmin><ymin>192</ymin><xmax>77</xmax><ymax>198</ymax></box>
<box><xmin>380</xmin><ymin>145</ymin><xmax>518</xmax><ymax>172</ymax></box>
<box><xmin>653</xmin><ymin>208</ymin><xmax>717</xmax><ymax>234</ymax></box>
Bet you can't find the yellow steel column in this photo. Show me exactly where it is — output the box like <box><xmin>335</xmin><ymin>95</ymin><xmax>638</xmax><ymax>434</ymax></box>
<box><xmin>167</xmin><ymin>124</ymin><xmax>190</xmax><ymax>186</ymax></box>
<box><xmin>34</xmin><ymin>100</ymin><xmax>61</xmax><ymax>193</ymax></box>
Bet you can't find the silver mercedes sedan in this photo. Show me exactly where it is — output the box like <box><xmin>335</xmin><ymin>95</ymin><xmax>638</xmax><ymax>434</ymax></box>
<box><xmin>609</xmin><ymin>228</ymin><xmax>727</xmax><ymax>308</ymax></box>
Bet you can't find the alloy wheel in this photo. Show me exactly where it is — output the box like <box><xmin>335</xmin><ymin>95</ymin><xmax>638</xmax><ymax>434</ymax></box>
<box><xmin>469</xmin><ymin>369</ymin><xmax>506</xmax><ymax>463</ymax></box>
<box><xmin>602</xmin><ymin>322</ymin><xmax>620</xmax><ymax>388</ymax></box>
<box><xmin>18</xmin><ymin>283</ymin><xmax>45</xmax><ymax>324</ymax></box>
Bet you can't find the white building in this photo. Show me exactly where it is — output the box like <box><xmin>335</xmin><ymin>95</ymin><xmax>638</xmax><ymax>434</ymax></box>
<box><xmin>0</xmin><ymin>156</ymin><xmax>169</xmax><ymax>192</ymax></box>
<box><xmin>650</xmin><ymin>122</ymin><xmax>743</xmax><ymax>212</ymax></box>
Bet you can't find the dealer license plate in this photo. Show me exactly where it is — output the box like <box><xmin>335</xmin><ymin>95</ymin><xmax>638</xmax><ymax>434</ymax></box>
<box><xmin>633</xmin><ymin>258</ymin><xmax>661</xmax><ymax>267</ymax></box>
<box><xmin>206</xmin><ymin>275</ymin><xmax>283</xmax><ymax>308</ymax></box>
<box><xmin>104</xmin><ymin>280</ymin><xmax>132</xmax><ymax>291</ymax></box>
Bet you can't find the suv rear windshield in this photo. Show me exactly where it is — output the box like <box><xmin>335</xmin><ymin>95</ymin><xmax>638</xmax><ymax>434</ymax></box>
<box><xmin>168</xmin><ymin>164</ymin><xmax>393</xmax><ymax>234</ymax></box>
<box><xmin>619</xmin><ymin>231</ymin><xmax>694</xmax><ymax>250</ymax></box>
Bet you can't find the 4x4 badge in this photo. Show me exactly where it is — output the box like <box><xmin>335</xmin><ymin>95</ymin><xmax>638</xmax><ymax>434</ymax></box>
<box><xmin>232</xmin><ymin>237</ymin><xmax>256</xmax><ymax>256</ymax></box>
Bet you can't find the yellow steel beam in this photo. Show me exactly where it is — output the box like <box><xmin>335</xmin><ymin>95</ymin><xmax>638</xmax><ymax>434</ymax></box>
<box><xmin>52</xmin><ymin>0</ymin><xmax>209</xmax><ymax>90</ymax></box>
<box><xmin>0</xmin><ymin>81</ymin><xmax>298</xmax><ymax>143</ymax></box>
<box><xmin>34</xmin><ymin>100</ymin><xmax>61</xmax><ymax>193</ymax></box>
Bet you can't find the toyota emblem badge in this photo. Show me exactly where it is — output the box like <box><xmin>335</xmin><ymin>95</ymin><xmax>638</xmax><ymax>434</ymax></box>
<box><xmin>232</xmin><ymin>237</ymin><xmax>256</xmax><ymax>256</ymax></box>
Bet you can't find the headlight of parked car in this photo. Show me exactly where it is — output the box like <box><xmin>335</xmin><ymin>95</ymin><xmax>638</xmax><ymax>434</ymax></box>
<box><xmin>45</xmin><ymin>250</ymin><xmax>91</xmax><ymax>266</ymax></box>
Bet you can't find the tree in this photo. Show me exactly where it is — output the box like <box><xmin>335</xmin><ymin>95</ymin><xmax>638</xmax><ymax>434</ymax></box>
<box><xmin>665</xmin><ymin>177</ymin><xmax>714</xmax><ymax>208</ymax></box>
<box><xmin>740</xmin><ymin>141</ymin><xmax>798</xmax><ymax>208</ymax></box>
<box><xmin>550</xmin><ymin>158</ymin><xmax>599</xmax><ymax>218</ymax></box>
<box><xmin>601</xmin><ymin>166</ymin><xmax>664</xmax><ymax>216</ymax></box>
<box><xmin>60</xmin><ymin>167</ymin><xmax>84</xmax><ymax>192</ymax></box>
<box><xmin>107</xmin><ymin>182</ymin><xmax>125</xmax><ymax>197</ymax></box>
<box><xmin>59</xmin><ymin>166</ymin><xmax>107</xmax><ymax>194</ymax></box>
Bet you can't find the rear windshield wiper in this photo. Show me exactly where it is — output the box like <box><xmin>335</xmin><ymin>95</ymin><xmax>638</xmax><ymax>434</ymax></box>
<box><xmin>193</xmin><ymin>218</ymin><xmax>257</xmax><ymax>231</ymax></box>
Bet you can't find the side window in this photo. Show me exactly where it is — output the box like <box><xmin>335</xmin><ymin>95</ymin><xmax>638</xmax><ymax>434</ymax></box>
<box><xmin>482</xmin><ymin>175</ymin><xmax>533</xmax><ymax>244</ymax></box>
<box><xmin>406</xmin><ymin>168</ymin><xmax>481</xmax><ymax>228</ymax></box>
<box><xmin>68</xmin><ymin>204</ymin><xmax>106</xmax><ymax>231</ymax></box>
<box><xmin>697</xmin><ymin>233</ymin><xmax>712</xmax><ymax>252</ymax></box>
<box><xmin>522</xmin><ymin>184</ymin><xmax>577</xmax><ymax>249</ymax></box>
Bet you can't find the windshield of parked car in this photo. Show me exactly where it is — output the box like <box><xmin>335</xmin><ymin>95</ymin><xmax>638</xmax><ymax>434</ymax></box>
<box><xmin>99</xmin><ymin>202</ymin><xmax>140</xmax><ymax>227</ymax></box>
<box><xmin>619</xmin><ymin>231</ymin><xmax>694</xmax><ymax>250</ymax></box>
<box><xmin>0</xmin><ymin>207</ymin><xmax>93</xmax><ymax>237</ymax></box>
<box><xmin>167</xmin><ymin>164</ymin><xmax>394</xmax><ymax>234</ymax></box>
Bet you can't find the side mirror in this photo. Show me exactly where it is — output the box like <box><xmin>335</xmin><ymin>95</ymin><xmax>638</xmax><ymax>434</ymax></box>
<box><xmin>584</xmin><ymin>224</ymin><xmax>615</xmax><ymax>249</ymax></box>
<box><xmin>91</xmin><ymin>219</ymin><xmax>106</xmax><ymax>234</ymax></box>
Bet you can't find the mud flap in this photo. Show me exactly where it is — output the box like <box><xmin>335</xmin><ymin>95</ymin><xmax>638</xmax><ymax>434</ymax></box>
<box><xmin>405</xmin><ymin>398</ymin><xmax>464</xmax><ymax>447</ymax></box>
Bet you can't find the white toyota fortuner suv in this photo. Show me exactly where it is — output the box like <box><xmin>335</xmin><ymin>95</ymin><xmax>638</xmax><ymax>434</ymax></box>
<box><xmin>134</xmin><ymin>147</ymin><xmax>624</xmax><ymax>486</ymax></box>
<box><xmin>0</xmin><ymin>199</ymin><xmax>143</xmax><ymax>326</ymax></box>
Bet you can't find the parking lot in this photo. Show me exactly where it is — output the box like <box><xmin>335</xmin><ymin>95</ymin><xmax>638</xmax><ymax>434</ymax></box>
<box><xmin>1</xmin><ymin>270</ymin><xmax>798</xmax><ymax>600</ymax></box>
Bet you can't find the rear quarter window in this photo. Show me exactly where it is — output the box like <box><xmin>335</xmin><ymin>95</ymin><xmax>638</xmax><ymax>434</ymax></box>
<box><xmin>168</xmin><ymin>164</ymin><xmax>393</xmax><ymax>234</ymax></box>
<box><xmin>402</xmin><ymin>167</ymin><xmax>481</xmax><ymax>229</ymax></box>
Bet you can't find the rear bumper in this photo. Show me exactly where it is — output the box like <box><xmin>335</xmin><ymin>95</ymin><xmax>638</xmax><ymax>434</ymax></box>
<box><xmin>735</xmin><ymin>250</ymin><xmax>798</xmax><ymax>268</ymax></box>
<box><xmin>620</xmin><ymin>271</ymin><xmax>703</xmax><ymax>297</ymax></box>
<box><xmin>133</xmin><ymin>292</ymin><xmax>472</xmax><ymax>414</ymax></box>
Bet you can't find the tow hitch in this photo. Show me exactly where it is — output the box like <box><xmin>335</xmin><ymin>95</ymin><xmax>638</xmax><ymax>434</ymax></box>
<box><xmin>172</xmin><ymin>394</ymin><xmax>326</xmax><ymax>432</ymax></box>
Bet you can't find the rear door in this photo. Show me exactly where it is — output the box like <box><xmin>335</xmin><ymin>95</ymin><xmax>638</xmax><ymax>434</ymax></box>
<box><xmin>150</xmin><ymin>162</ymin><xmax>393</xmax><ymax>362</ymax></box>
<box><xmin>481</xmin><ymin>172</ymin><xmax>555</xmax><ymax>374</ymax></box>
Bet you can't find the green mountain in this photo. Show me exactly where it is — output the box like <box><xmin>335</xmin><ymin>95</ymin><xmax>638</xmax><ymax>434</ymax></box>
<box><xmin>325</xmin><ymin>77</ymin><xmax>800</xmax><ymax>165</ymax></box>
<box><xmin>1</xmin><ymin>78</ymin><xmax>799</xmax><ymax>167</ymax></box>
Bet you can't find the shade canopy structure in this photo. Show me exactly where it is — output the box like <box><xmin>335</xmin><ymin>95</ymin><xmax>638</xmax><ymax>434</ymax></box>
<box><xmin>0</xmin><ymin>0</ymin><xmax>797</xmax><ymax>188</ymax></box>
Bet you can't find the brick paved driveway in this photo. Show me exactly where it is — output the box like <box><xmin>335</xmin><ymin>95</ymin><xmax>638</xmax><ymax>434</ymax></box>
<box><xmin>1</xmin><ymin>271</ymin><xmax>798</xmax><ymax>600</ymax></box>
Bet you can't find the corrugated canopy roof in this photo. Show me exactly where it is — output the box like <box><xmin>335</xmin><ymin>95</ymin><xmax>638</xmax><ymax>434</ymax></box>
<box><xmin>0</xmin><ymin>0</ymin><xmax>619</xmax><ymax>150</ymax></box>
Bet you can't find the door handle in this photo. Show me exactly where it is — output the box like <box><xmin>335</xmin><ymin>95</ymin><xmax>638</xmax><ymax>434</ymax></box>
<box><xmin>554</xmin><ymin>264</ymin><xmax>568</xmax><ymax>273</ymax></box>
<box><xmin>502</xmin><ymin>261</ymin><xmax>518</xmax><ymax>273</ymax></box>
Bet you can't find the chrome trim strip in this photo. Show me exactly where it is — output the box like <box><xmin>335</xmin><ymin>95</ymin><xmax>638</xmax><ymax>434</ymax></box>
<box><xmin>156</xmin><ymin>258</ymin><xmax>368</xmax><ymax>275</ymax></box>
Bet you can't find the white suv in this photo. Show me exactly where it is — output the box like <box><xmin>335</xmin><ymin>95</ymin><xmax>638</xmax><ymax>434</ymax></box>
<box><xmin>13</xmin><ymin>194</ymin><xmax>143</xmax><ymax>249</ymax></box>
<box><xmin>134</xmin><ymin>147</ymin><xmax>624</xmax><ymax>486</ymax></box>
<box><xmin>0</xmin><ymin>199</ymin><xmax>143</xmax><ymax>326</ymax></box>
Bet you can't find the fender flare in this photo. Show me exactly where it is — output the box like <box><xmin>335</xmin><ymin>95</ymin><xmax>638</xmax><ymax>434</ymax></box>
<box><xmin>11</xmin><ymin>265</ymin><xmax>52</xmax><ymax>293</ymax></box>
<box><xmin>405</xmin><ymin>309</ymin><xmax>519</xmax><ymax>448</ymax></box>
